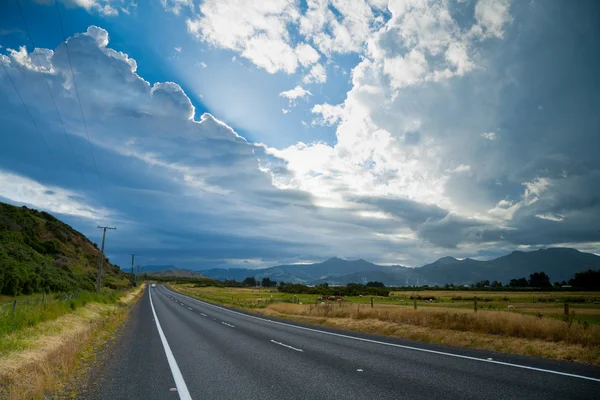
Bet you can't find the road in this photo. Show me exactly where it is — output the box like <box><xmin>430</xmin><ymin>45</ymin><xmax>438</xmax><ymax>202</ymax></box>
<box><xmin>84</xmin><ymin>285</ymin><xmax>600</xmax><ymax>399</ymax></box>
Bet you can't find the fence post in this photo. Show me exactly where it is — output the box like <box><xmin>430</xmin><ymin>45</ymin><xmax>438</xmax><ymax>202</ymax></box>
<box><xmin>371</xmin><ymin>297</ymin><xmax>374</xmax><ymax>309</ymax></box>
<box><xmin>12</xmin><ymin>300</ymin><xmax>17</xmax><ymax>314</ymax></box>
<box><xmin>564</xmin><ymin>303</ymin><xmax>569</xmax><ymax>321</ymax></box>
<box><xmin>414</xmin><ymin>297</ymin><xmax>417</xmax><ymax>310</ymax></box>
<box><xmin>474</xmin><ymin>296</ymin><xmax>478</xmax><ymax>312</ymax></box>
<box><xmin>42</xmin><ymin>292</ymin><xmax>46</xmax><ymax>304</ymax></box>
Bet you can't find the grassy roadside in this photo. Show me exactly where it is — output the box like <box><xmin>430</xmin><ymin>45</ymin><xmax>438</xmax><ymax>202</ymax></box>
<box><xmin>170</xmin><ymin>284</ymin><xmax>600</xmax><ymax>365</ymax></box>
<box><xmin>0</xmin><ymin>285</ymin><xmax>145</xmax><ymax>399</ymax></box>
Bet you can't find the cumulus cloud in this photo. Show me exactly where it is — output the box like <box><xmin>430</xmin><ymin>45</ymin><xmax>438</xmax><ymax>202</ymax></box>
<box><xmin>186</xmin><ymin>0</ymin><xmax>302</xmax><ymax>74</ymax></box>
<box><xmin>161</xmin><ymin>0</ymin><xmax>193</xmax><ymax>15</ymax></box>
<box><xmin>279</xmin><ymin>85</ymin><xmax>312</xmax><ymax>106</ymax></box>
<box><xmin>311</xmin><ymin>103</ymin><xmax>344</xmax><ymax>126</ymax></box>
<box><xmin>3</xmin><ymin>0</ymin><xmax>599</xmax><ymax>268</ymax></box>
<box><xmin>60</xmin><ymin>0</ymin><xmax>124</xmax><ymax>16</ymax></box>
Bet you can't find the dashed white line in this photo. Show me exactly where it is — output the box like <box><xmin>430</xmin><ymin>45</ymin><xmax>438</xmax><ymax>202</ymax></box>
<box><xmin>187</xmin><ymin>307</ymin><xmax>193</xmax><ymax>311</ymax></box>
<box><xmin>270</xmin><ymin>340</ymin><xmax>303</xmax><ymax>352</ymax></box>
<box><xmin>200</xmin><ymin>313</ymin><xmax>207</xmax><ymax>317</ymax></box>
<box><xmin>149</xmin><ymin>288</ymin><xmax>191</xmax><ymax>400</ymax></box>
<box><xmin>162</xmin><ymin>285</ymin><xmax>600</xmax><ymax>383</ymax></box>
<box><xmin>221</xmin><ymin>322</ymin><xmax>235</xmax><ymax>328</ymax></box>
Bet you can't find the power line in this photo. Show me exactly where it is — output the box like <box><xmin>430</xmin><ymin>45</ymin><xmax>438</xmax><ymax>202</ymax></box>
<box><xmin>14</xmin><ymin>0</ymin><xmax>88</xmax><ymax>188</ymax></box>
<box><xmin>0</xmin><ymin>60</ymin><xmax>58</xmax><ymax>163</ymax></box>
<box><xmin>53</xmin><ymin>0</ymin><xmax>103</xmax><ymax>190</ymax></box>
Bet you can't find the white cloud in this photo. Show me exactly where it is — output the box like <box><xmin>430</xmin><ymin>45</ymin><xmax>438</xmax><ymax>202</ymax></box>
<box><xmin>383</xmin><ymin>49</ymin><xmax>428</xmax><ymax>89</ymax></box>
<box><xmin>311</xmin><ymin>103</ymin><xmax>344</xmax><ymax>126</ymax></box>
<box><xmin>302</xmin><ymin>63</ymin><xmax>327</xmax><ymax>83</ymax></box>
<box><xmin>161</xmin><ymin>0</ymin><xmax>193</xmax><ymax>15</ymax></box>
<box><xmin>448</xmin><ymin>164</ymin><xmax>471</xmax><ymax>173</ymax></box>
<box><xmin>481</xmin><ymin>131</ymin><xmax>498</xmax><ymax>140</ymax></box>
<box><xmin>282</xmin><ymin>108</ymin><xmax>290</xmax><ymax>114</ymax></box>
<box><xmin>279</xmin><ymin>85</ymin><xmax>312</xmax><ymax>106</ymax></box>
<box><xmin>8</xmin><ymin>46</ymin><xmax>54</xmax><ymax>74</ymax></box>
<box><xmin>198</xmin><ymin>61</ymin><xmax>207</xmax><ymax>68</ymax></box>
<box><xmin>174</xmin><ymin>46</ymin><xmax>182</xmax><ymax>53</ymax></box>
<box><xmin>536</xmin><ymin>213</ymin><xmax>564</xmax><ymax>222</ymax></box>
<box><xmin>295</xmin><ymin>42</ymin><xmax>320</xmax><ymax>66</ymax></box>
<box><xmin>187</xmin><ymin>0</ymin><xmax>301</xmax><ymax>74</ymax></box>
<box><xmin>66</xmin><ymin>0</ymin><xmax>122</xmax><ymax>16</ymax></box>
<box><xmin>0</xmin><ymin>170</ymin><xmax>109</xmax><ymax>220</ymax></box>
<box><xmin>472</xmin><ymin>0</ymin><xmax>512</xmax><ymax>39</ymax></box>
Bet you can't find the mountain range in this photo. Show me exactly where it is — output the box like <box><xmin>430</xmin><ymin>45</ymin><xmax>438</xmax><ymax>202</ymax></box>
<box><xmin>195</xmin><ymin>248</ymin><xmax>600</xmax><ymax>286</ymax></box>
<box><xmin>148</xmin><ymin>269</ymin><xmax>206</xmax><ymax>278</ymax></box>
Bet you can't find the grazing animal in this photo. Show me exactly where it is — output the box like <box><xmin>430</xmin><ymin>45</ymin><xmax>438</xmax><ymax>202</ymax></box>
<box><xmin>507</xmin><ymin>305</ymin><xmax>514</xmax><ymax>310</ymax></box>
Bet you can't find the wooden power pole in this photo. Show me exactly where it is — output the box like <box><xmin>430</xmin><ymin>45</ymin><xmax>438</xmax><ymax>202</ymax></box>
<box><xmin>96</xmin><ymin>225</ymin><xmax>116</xmax><ymax>292</ymax></box>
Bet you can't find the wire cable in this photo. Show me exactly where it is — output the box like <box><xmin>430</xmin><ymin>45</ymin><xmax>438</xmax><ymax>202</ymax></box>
<box><xmin>14</xmin><ymin>0</ymin><xmax>89</xmax><ymax>188</ymax></box>
<box><xmin>53</xmin><ymin>0</ymin><xmax>104</xmax><ymax>190</ymax></box>
<box><xmin>0</xmin><ymin>59</ymin><xmax>59</xmax><ymax>164</ymax></box>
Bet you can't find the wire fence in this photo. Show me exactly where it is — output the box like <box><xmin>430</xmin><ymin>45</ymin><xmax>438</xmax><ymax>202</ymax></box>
<box><xmin>0</xmin><ymin>290</ymin><xmax>84</xmax><ymax>317</ymax></box>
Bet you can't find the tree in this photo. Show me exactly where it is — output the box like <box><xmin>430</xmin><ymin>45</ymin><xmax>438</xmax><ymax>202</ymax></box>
<box><xmin>366</xmin><ymin>281</ymin><xmax>385</xmax><ymax>287</ymax></box>
<box><xmin>569</xmin><ymin>270</ymin><xmax>600</xmax><ymax>289</ymax></box>
<box><xmin>509</xmin><ymin>277</ymin><xmax>528</xmax><ymax>287</ymax></box>
<box><xmin>242</xmin><ymin>276</ymin><xmax>257</xmax><ymax>286</ymax></box>
<box><xmin>475</xmin><ymin>279</ymin><xmax>490</xmax><ymax>288</ymax></box>
<box><xmin>261</xmin><ymin>277</ymin><xmax>273</xmax><ymax>287</ymax></box>
<box><xmin>528</xmin><ymin>272</ymin><xmax>551</xmax><ymax>288</ymax></box>
<box><xmin>491</xmin><ymin>280</ymin><xmax>502</xmax><ymax>288</ymax></box>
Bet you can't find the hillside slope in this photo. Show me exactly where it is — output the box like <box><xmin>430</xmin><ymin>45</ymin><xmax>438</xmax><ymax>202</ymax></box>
<box><xmin>0</xmin><ymin>202</ymin><xmax>130</xmax><ymax>295</ymax></box>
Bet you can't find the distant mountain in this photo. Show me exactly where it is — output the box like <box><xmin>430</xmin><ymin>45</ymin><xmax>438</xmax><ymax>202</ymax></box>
<box><xmin>139</xmin><ymin>265</ymin><xmax>177</xmax><ymax>272</ymax></box>
<box><xmin>148</xmin><ymin>269</ymin><xmax>206</xmax><ymax>278</ymax></box>
<box><xmin>419</xmin><ymin>248</ymin><xmax>600</xmax><ymax>285</ymax></box>
<box><xmin>0</xmin><ymin>201</ymin><xmax>130</xmax><ymax>295</ymax></box>
<box><xmin>199</xmin><ymin>249</ymin><xmax>600</xmax><ymax>286</ymax></box>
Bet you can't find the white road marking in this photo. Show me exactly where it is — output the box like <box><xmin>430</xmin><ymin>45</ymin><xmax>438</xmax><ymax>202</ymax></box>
<box><xmin>271</xmin><ymin>340</ymin><xmax>303</xmax><ymax>352</ymax></box>
<box><xmin>200</xmin><ymin>313</ymin><xmax>207</xmax><ymax>317</ymax></box>
<box><xmin>162</xmin><ymin>286</ymin><xmax>600</xmax><ymax>383</ymax></box>
<box><xmin>188</xmin><ymin>307</ymin><xmax>193</xmax><ymax>311</ymax></box>
<box><xmin>356</xmin><ymin>369</ymin><xmax>363</xmax><ymax>372</ymax></box>
<box><xmin>148</xmin><ymin>288</ymin><xmax>192</xmax><ymax>400</ymax></box>
<box><xmin>221</xmin><ymin>322</ymin><xmax>235</xmax><ymax>328</ymax></box>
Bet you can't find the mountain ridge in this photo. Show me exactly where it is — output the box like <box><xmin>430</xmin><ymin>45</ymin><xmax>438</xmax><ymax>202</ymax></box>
<box><xmin>195</xmin><ymin>248</ymin><xmax>600</xmax><ymax>286</ymax></box>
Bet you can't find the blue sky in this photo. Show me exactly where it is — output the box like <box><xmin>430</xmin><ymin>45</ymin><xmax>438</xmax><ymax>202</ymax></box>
<box><xmin>0</xmin><ymin>0</ymin><xmax>599</xmax><ymax>271</ymax></box>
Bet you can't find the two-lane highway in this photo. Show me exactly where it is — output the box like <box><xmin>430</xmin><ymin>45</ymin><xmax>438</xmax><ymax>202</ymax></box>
<box><xmin>85</xmin><ymin>285</ymin><xmax>600</xmax><ymax>399</ymax></box>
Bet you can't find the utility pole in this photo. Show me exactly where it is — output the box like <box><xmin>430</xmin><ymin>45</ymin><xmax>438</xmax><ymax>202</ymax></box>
<box><xmin>130</xmin><ymin>254</ymin><xmax>135</xmax><ymax>276</ymax></box>
<box><xmin>96</xmin><ymin>226</ymin><xmax>116</xmax><ymax>292</ymax></box>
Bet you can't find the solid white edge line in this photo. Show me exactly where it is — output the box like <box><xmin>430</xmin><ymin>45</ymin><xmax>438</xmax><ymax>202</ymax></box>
<box><xmin>149</xmin><ymin>288</ymin><xmax>192</xmax><ymax>400</ymax></box>
<box><xmin>221</xmin><ymin>322</ymin><xmax>235</xmax><ymax>328</ymax></box>
<box><xmin>162</xmin><ymin>286</ymin><xmax>600</xmax><ymax>383</ymax></box>
<box><xmin>271</xmin><ymin>339</ymin><xmax>303</xmax><ymax>352</ymax></box>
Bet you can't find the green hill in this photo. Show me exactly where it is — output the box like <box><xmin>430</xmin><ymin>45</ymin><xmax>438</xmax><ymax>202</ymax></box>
<box><xmin>0</xmin><ymin>202</ymin><xmax>130</xmax><ymax>295</ymax></box>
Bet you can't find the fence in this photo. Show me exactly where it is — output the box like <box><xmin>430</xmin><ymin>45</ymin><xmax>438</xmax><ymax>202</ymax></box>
<box><xmin>0</xmin><ymin>290</ymin><xmax>83</xmax><ymax>317</ymax></box>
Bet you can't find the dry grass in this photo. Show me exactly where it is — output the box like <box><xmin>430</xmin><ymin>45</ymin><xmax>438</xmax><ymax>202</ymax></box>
<box><xmin>266</xmin><ymin>303</ymin><xmax>599</xmax><ymax>345</ymax></box>
<box><xmin>255</xmin><ymin>303</ymin><xmax>600</xmax><ymax>364</ymax></box>
<box><xmin>0</xmin><ymin>285</ymin><xmax>144</xmax><ymax>399</ymax></box>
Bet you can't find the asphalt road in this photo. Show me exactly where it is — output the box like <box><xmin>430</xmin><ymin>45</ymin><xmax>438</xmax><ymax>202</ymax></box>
<box><xmin>87</xmin><ymin>285</ymin><xmax>600</xmax><ymax>399</ymax></box>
